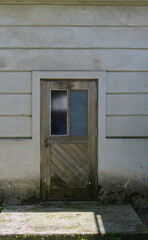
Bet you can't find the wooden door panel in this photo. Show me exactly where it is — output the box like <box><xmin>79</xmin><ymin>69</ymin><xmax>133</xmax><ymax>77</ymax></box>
<box><xmin>41</xmin><ymin>80</ymin><xmax>97</xmax><ymax>200</ymax></box>
<box><xmin>51</xmin><ymin>143</ymin><xmax>88</xmax><ymax>189</ymax></box>
<box><xmin>60</xmin><ymin>144</ymin><xmax>88</xmax><ymax>172</ymax></box>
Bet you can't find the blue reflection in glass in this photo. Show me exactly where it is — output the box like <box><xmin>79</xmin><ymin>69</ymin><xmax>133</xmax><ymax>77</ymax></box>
<box><xmin>71</xmin><ymin>91</ymin><xmax>87</xmax><ymax>136</ymax></box>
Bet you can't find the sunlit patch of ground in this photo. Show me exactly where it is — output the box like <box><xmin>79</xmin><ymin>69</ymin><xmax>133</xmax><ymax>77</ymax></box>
<box><xmin>0</xmin><ymin>203</ymin><xmax>146</xmax><ymax>237</ymax></box>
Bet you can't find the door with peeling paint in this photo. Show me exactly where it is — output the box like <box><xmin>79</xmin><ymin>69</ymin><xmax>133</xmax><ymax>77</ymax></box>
<box><xmin>41</xmin><ymin>80</ymin><xmax>97</xmax><ymax>200</ymax></box>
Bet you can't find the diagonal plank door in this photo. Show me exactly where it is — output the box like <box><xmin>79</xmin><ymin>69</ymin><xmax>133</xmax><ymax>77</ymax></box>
<box><xmin>41</xmin><ymin>80</ymin><xmax>97</xmax><ymax>200</ymax></box>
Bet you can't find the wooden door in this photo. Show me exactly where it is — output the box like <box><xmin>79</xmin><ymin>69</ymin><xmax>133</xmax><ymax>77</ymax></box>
<box><xmin>41</xmin><ymin>80</ymin><xmax>97</xmax><ymax>200</ymax></box>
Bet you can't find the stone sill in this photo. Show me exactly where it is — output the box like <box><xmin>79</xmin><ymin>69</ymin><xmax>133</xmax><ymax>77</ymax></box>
<box><xmin>0</xmin><ymin>0</ymin><xmax>148</xmax><ymax>6</ymax></box>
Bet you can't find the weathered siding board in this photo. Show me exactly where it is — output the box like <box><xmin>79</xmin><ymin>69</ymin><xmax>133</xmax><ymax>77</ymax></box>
<box><xmin>0</xmin><ymin>72</ymin><xmax>32</xmax><ymax>137</ymax></box>
<box><xmin>0</xmin><ymin>116</ymin><xmax>32</xmax><ymax>137</ymax></box>
<box><xmin>0</xmin><ymin>49</ymin><xmax>147</xmax><ymax>71</ymax></box>
<box><xmin>107</xmin><ymin>72</ymin><xmax>148</xmax><ymax>93</ymax></box>
<box><xmin>107</xmin><ymin>94</ymin><xmax>148</xmax><ymax>115</ymax></box>
<box><xmin>0</xmin><ymin>0</ymin><xmax>148</xmax><ymax>6</ymax></box>
<box><xmin>106</xmin><ymin>72</ymin><xmax>148</xmax><ymax>137</ymax></box>
<box><xmin>0</xmin><ymin>72</ymin><xmax>31</xmax><ymax>93</ymax></box>
<box><xmin>0</xmin><ymin>94</ymin><xmax>31</xmax><ymax>115</ymax></box>
<box><xmin>0</xmin><ymin>26</ymin><xmax>148</xmax><ymax>48</ymax></box>
<box><xmin>0</xmin><ymin>6</ymin><xmax>148</xmax><ymax>26</ymax></box>
<box><xmin>107</xmin><ymin>116</ymin><xmax>148</xmax><ymax>137</ymax></box>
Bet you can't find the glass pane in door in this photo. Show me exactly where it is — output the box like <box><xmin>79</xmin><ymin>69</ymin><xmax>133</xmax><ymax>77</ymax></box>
<box><xmin>71</xmin><ymin>90</ymin><xmax>87</xmax><ymax>135</ymax></box>
<box><xmin>51</xmin><ymin>90</ymin><xmax>67</xmax><ymax>135</ymax></box>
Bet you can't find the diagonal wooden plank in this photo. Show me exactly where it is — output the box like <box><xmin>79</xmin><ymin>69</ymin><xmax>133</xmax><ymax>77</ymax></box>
<box><xmin>51</xmin><ymin>155</ymin><xmax>79</xmax><ymax>188</ymax></box>
<box><xmin>60</xmin><ymin>143</ymin><xmax>88</xmax><ymax>173</ymax></box>
<box><xmin>51</xmin><ymin>147</ymin><xmax>87</xmax><ymax>187</ymax></box>
<box><xmin>51</xmin><ymin>169</ymin><xmax>71</xmax><ymax>189</ymax></box>
<box><xmin>51</xmin><ymin>154</ymin><xmax>87</xmax><ymax>189</ymax></box>
<box><xmin>69</xmin><ymin>144</ymin><xmax>88</xmax><ymax>162</ymax></box>
<box><xmin>77</xmin><ymin>144</ymin><xmax>88</xmax><ymax>154</ymax></box>
<box><xmin>51</xmin><ymin>146</ymin><xmax>87</xmax><ymax>186</ymax></box>
<box><xmin>51</xmin><ymin>153</ymin><xmax>79</xmax><ymax>188</ymax></box>
<box><xmin>52</xmin><ymin>144</ymin><xmax>88</xmax><ymax>181</ymax></box>
<box><xmin>51</xmin><ymin>163</ymin><xmax>75</xmax><ymax>189</ymax></box>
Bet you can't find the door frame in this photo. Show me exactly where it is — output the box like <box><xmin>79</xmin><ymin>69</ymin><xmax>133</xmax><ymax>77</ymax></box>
<box><xmin>32</xmin><ymin>71</ymin><xmax>106</xmax><ymax>201</ymax></box>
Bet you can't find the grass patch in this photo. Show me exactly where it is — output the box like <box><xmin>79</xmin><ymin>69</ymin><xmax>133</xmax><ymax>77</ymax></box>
<box><xmin>72</xmin><ymin>205</ymin><xmax>83</xmax><ymax>210</ymax></box>
<box><xmin>0</xmin><ymin>219</ymin><xmax>5</xmax><ymax>223</ymax></box>
<box><xmin>65</xmin><ymin>225</ymin><xmax>79</xmax><ymax>229</ymax></box>
<box><xmin>0</xmin><ymin>203</ymin><xmax>7</xmax><ymax>213</ymax></box>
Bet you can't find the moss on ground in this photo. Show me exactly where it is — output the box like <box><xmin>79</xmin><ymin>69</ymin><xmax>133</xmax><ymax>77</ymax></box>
<box><xmin>0</xmin><ymin>233</ymin><xmax>148</xmax><ymax>240</ymax></box>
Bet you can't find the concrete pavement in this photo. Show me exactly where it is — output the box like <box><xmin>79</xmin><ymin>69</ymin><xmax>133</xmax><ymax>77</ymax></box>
<box><xmin>0</xmin><ymin>202</ymin><xmax>147</xmax><ymax>239</ymax></box>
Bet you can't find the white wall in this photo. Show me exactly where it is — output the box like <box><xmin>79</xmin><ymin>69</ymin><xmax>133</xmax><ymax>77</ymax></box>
<box><xmin>106</xmin><ymin>72</ymin><xmax>148</xmax><ymax>137</ymax></box>
<box><xmin>0</xmin><ymin>4</ymin><xmax>148</xmax><ymax>204</ymax></box>
<box><xmin>0</xmin><ymin>71</ymin><xmax>40</xmax><ymax>203</ymax></box>
<box><xmin>99</xmin><ymin>72</ymin><xmax>148</xmax><ymax>176</ymax></box>
<box><xmin>0</xmin><ymin>72</ymin><xmax>32</xmax><ymax>137</ymax></box>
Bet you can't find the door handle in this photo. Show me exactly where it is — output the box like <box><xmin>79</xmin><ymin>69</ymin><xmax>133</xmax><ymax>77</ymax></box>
<box><xmin>45</xmin><ymin>138</ymin><xmax>49</xmax><ymax>147</ymax></box>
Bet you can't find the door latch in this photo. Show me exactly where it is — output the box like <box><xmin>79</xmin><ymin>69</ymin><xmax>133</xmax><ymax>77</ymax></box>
<box><xmin>45</xmin><ymin>138</ymin><xmax>49</xmax><ymax>147</ymax></box>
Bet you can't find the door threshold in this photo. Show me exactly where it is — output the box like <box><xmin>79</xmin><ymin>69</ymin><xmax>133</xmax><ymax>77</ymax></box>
<box><xmin>40</xmin><ymin>201</ymin><xmax>97</xmax><ymax>205</ymax></box>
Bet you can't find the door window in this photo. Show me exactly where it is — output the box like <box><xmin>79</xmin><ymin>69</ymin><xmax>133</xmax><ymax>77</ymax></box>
<box><xmin>50</xmin><ymin>90</ymin><xmax>88</xmax><ymax>136</ymax></box>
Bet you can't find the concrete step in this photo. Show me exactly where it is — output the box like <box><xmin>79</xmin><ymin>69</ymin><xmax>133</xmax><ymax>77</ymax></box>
<box><xmin>0</xmin><ymin>203</ymin><xmax>147</xmax><ymax>240</ymax></box>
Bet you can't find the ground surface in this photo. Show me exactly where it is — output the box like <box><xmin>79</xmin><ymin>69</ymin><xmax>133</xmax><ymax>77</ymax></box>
<box><xmin>136</xmin><ymin>209</ymin><xmax>148</xmax><ymax>231</ymax></box>
<box><xmin>0</xmin><ymin>202</ymin><xmax>147</xmax><ymax>239</ymax></box>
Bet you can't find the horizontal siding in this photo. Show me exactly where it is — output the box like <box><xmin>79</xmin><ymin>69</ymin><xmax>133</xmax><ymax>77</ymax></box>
<box><xmin>107</xmin><ymin>116</ymin><xmax>148</xmax><ymax>137</ymax></box>
<box><xmin>0</xmin><ymin>94</ymin><xmax>31</xmax><ymax>115</ymax></box>
<box><xmin>0</xmin><ymin>116</ymin><xmax>31</xmax><ymax>137</ymax></box>
<box><xmin>0</xmin><ymin>72</ymin><xmax>32</xmax><ymax>138</ymax></box>
<box><xmin>107</xmin><ymin>72</ymin><xmax>148</xmax><ymax>93</ymax></box>
<box><xmin>0</xmin><ymin>6</ymin><xmax>148</xmax><ymax>26</ymax></box>
<box><xmin>0</xmin><ymin>0</ymin><xmax>148</xmax><ymax>6</ymax></box>
<box><xmin>107</xmin><ymin>94</ymin><xmax>148</xmax><ymax>115</ymax></box>
<box><xmin>106</xmin><ymin>72</ymin><xmax>148</xmax><ymax>137</ymax></box>
<box><xmin>0</xmin><ymin>6</ymin><xmax>147</xmax><ymax>139</ymax></box>
<box><xmin>0</xmin><ymin>72</ymin><xmax>31</xmax><ymax>93</ymax></box>
<box><xmin>0</xmin><ymin>49</ymin><xmax>147</xmax><ymax>71</ymax></box>
<box><xmin>0</xmin><ymin>26</ymin><xmax>148</xmax><ymax>48</ymax></box>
